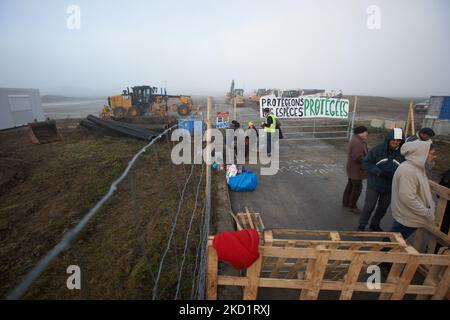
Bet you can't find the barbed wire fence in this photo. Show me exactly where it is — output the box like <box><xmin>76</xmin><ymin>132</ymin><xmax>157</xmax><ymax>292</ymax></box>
<box><xmin>5</xmin><ymin>98</ymin><xmax>215</xmax><ymax>300</ymax></box>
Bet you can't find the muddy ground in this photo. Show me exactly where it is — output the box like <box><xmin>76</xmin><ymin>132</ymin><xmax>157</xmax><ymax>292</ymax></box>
<box><xmin>0</xmin><ymin>120</ymin><xmax>206</xmax><ymax>299</ymax></box>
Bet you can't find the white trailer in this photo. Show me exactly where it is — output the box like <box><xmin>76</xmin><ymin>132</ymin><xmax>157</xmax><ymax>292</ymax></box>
<box><xmin>0</xmin><ymin>88</ymin><xmax>45</xmax><ymax>130</ymax></box>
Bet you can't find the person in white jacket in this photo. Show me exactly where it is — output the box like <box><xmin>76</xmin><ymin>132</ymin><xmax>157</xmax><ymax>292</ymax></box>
<box><xmin>389</xmin><ymin>140</ymin><xmax>437</xmax><ymax>239</ymax></box>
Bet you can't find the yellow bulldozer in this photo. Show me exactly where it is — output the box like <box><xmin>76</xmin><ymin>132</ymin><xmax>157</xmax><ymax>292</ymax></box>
<box><xmin>249</xmin><ymin>88</ymin><xmax>269</xmax><ymax>104</ymax></box>
<box><xmin>234</xmin><ymin>88</ymin><xmax>245</xmax><ymax>107</ymax></box>
<box><xmin>101</xmin><ymin>85</ymin><xmax>195</xmax><ymax>119</ymax></box>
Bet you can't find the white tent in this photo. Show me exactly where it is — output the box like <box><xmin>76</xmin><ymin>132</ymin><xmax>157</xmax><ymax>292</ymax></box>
<box><xmin>0</xmin><ymin>88</ymin><xmax>45</xmax><ymax>130</ymax></box>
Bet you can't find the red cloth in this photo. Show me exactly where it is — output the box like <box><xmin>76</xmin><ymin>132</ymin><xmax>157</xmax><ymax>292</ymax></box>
<box><xmin>212</xmin><ymin>229</ymin><xmax>260</xmax><ymax>269</ymax></box>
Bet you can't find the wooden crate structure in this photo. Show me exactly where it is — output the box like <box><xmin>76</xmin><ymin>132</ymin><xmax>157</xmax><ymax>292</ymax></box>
<box><xmin>263</xmin><ymin>229</ymin><xmax>411</xmax><ymax>281</ymax></box>
<box><xmin>206</xmin><ymin>231</ymin><xmax>450</xmax><ymax>300</ymax></box>
<box><xmin>414</xmin><ymin>181</ymin><xmax>450</xmax><ymax>255</ymax></box>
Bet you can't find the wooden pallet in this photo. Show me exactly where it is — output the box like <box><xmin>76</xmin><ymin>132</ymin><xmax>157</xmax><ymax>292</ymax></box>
<box><xmin>263</xmin><ymin>229</ymin><xmax>411</xmax><ymax>281</ymax></box>
<box><xmin>233</xmin><ymin>207</ymin><xmax>265</xmax><ymax>232</ymax></box>
<box><xmin>206</xmin><ymin>232</ymin><xmax>450</xmax><ymax>300</ymax></box>
<box><xmin>264</xmin><ymin>229</ymin><xmax>408</xmax><ymax>250</ymax></box>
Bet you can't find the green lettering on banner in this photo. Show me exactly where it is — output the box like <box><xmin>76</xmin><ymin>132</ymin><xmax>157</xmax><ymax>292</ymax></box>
<box><xmin>334</xmin><ymin>100</ymin><xmax>340</xmax><ymax>117</ymax></box>
<box><xmin>314</xmin><ymin>99</ymin><xmax>320</xmax><ymax>116</ymax></box>
<box><xmin>330</xmin><ymin>100</ymin><xmax>335</xmax><ymax>116</ymax></box>
<box><xmin>304</xmin><ymin>99</ymin><xmax>309</xmax><ymax>116</ymax></box>
<box><xmin>320</xmin><ymin>99</ymin><xmax>324</xmax><ymax>115</ymax></box>
<box><xmin>310</xmin><ymin>99</ymin><xmax>316</xmax><ymax>116</ymax></box>
<box><xmin>325</xmin><ymin>99</ymin><xmax>330</xmax><ymax>116</ymax></box>
<box><xmin>342</xmin><ymin>101</ymin><xmax>349</xmax><ymax>117</ymax></box>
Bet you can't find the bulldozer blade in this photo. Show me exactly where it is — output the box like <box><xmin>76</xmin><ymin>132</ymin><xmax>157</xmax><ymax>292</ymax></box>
<box><xmin>28</xmin><ymin>120</ymin><xmax>62</xmax><ymax>144</ymax></box>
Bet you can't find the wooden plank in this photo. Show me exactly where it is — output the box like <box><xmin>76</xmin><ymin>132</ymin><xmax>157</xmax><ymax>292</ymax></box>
<box><xmin>379</xmin><ymin>263</ymin><xmax>405</xmax><ymax>300</ymax></box>
<box><xmin>393</xmin><ymin>233</ymin><xmax>408</xmax><ymax>247</ymax></box>
<box><xmin>391</xmin><ymin>256</ymin><xmax>420</xmax><ymax>300</ymax></box>
<box><xmin>217</xmin><ymin>276</ymin><xmax>438</xmax><ymax>295</ymax></box>
<box><xmin>257</xmin><ymin>214</ymin><xmax>265</xmax><ymax>231</ymax></box>
<box><xmin>245</xmin><ymin>207</ymin><xmax>255</xmax><ymax>229</ymax></box>
<box><xmin>299</xmin><ymin>258</ymin><xmax>316</xmax><ymax>299</ymax></box>
<box><xmin>243</xmin><ymin>253</ymin><xmax>263</xmax><ymax>300</ymax></box>
<box><xmin>271</xmin><ymin>229</ymin><xmax>331</xmax><ymax>236</ymax></box>
<box><xmin>270</xmin><ymin>243</ymin><xmax>294</xmax><ymax>278</ymax></box>
<box><xmin>429</xmin><ymin>180</ymin><xmax>450</xmax><ymax>200</ymax></box>
<box><xmin>301</xmin><ymin>248</ymin><xmax>330</xmax><ymax>300</ymax></box>
<box><xmin>329</xmin><ymin>231</ymin><xmax>341</xmax><ymax>241</ymax></box>
<box><xmin>339</xmin><ymin>253</ymin><xmax>366</xmax><ymax>300</ymax></box>
<box><xmin>206</xmin><ymin>243</ymin><xmax>218</xmax><ymax>300</ymax></box>
<box><xmin>264</xmin><ymin>230</ymin><xmax>274</xmax><ymax>245</ymax></box>
<box><xmin>269</xmin><ymin>257</ymin><xmax>286</xmax><ymax>278</ymax></box>
<box><xmin>423</xmin><ymin>225</ymin><xmax>450</xmax><ymax>244</ymax></box>
<box><xmin>339</xmin><ymin>231</ymin><xmax>398</xmax><ymax>241</ymax></box>
<box><xmin>270</xmin><ymin>239</ymin><xmax>406</xmax><ymax>248</ymax></box>
<box><xmin>261</xmin><ymin>246</ymin><xmax>450</xmax><ymax>265</ymax></box>
<box><xmin>431</xmin><ymin>266</ymin><xmax>450</xmax><ymax>300</ymax></box>
<box><xmin>286</xmin><ymin>259</ymin><xmax>305</xmax><ymax>279</ymax></box>
<box><xmin>262</xmin><ymin>230</ymin><xmax>273</xmax><ymax>268</ymax></box>
<box><xmin>270</xmin><ymin>229</ymin><xmax>402</xmax><ymax>241</ymax></box>
<box><xmin>416</xmin><ymin>264</ymin><xmax>442</xmax><ymax>300</ymax></box>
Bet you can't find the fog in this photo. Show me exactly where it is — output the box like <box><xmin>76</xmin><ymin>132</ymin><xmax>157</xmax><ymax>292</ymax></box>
<box><xmin>0</xmin><ymin>0</ymin><xmax>449</xmax><ymax>98</ymax></box>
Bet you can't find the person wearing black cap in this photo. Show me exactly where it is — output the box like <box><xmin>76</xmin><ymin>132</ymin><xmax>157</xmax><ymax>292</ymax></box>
<box><xmin>405</xmin><ymin>127</ymin><xmax>435</xmax><ymax>143</ymax></box>
<box><xmin>342</xmin><ymin>126</ymin><xmax>369</xmax><ymax>213</ymax></box>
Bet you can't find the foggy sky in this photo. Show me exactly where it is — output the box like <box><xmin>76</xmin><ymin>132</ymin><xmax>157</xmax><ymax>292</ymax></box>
<box><xmin>0</xmin><ymin>0</ymin><xmax>449</xmax><ymax>97</ymax></box>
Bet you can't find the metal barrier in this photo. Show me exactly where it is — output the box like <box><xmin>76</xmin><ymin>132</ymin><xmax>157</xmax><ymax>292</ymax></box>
<box><xmin>236</xmin><ymin>108</ymin><xmax>353</xmax><ymax>141</ymax></box>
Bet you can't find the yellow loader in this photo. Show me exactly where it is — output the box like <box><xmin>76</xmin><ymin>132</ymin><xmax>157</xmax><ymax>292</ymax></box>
<box><xmin>101</xmin><ymin>85</ymin><xmax>195</xmax><ymax>119</ymax></box>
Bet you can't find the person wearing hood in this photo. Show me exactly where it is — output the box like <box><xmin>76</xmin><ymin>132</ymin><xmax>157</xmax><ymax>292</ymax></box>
<box><xmin>389</xmin><ymin>141</ymin><xmax>437</xmax><ymax>239</ymax></box>
<box><xmin>405</xmin><ymin>127</ymin><xmax>436</xmax><ymax>176</ymax></box>
<box><xmin>357</xmin><ymin>128</ymin><xmax>405</xmax><ymax>231</ymax></box>
<box><xmin>405</xmin><ymin>127</ymin><xmax>435</xmax><ymax>143</ymax></box>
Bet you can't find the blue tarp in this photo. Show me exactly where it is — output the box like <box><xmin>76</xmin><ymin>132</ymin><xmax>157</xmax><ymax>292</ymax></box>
<box><xmin>228</xmin><ymin>172</ymin><xmax>257</xmax><ymax>192</ymax></box>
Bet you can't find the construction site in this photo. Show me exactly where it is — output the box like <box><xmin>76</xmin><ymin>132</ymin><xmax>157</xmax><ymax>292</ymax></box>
<box><xmin>0</xmin><ymin>0</ymin><xmax>449</xmax><ymax>310</ymax></box>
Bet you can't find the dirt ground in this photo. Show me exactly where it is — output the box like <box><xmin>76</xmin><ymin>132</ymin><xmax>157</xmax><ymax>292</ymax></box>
<box><xmin>0</xmin><ymin>120</ymin><xmax>205</xmax><ymax>299</ymax></box>
<box><xmin>345</xmin><ymin>95</ymin><xmax>426</xmax><ymax>123</ymax></box>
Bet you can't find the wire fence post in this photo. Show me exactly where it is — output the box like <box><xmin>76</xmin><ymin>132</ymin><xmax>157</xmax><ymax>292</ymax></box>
<box><xmin>197</xmin><ymin>96</ymin><xmax>213</xmax><ymax>300</ymax></box>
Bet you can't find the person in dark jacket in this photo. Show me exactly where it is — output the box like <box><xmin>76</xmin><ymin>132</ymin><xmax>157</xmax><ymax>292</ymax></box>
<box><xmin>342</xmin><ymin>126</ymin><xmax>369</xmax><ymax>213</ymax></box>
<box><xmin>357</xmin><ymin>128</ymin><xmax>405</xmax><ymax>231</ymax></box>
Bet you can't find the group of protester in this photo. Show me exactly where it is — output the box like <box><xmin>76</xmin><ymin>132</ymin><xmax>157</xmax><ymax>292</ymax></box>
<box><xmin>342</xmin><ymin>126</ymin><xmax>439</xmax><ymax>239</ymax></box>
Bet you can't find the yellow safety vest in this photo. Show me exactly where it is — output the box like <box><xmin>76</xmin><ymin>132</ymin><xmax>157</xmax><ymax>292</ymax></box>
<box><xmin>264</xmin><ymin>113</ymin><xmax>276</xmax><ymax>133</ymax></box>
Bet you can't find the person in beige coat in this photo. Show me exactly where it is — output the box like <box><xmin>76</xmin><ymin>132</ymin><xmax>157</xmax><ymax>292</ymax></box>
<box><xmin>389</xmin><ymin>140</ymin><xmax>437</xmax><ymax>239</ymax></box>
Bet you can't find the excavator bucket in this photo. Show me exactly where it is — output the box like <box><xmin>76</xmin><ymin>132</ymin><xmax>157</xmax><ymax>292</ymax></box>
<box><xmin>28</xmin><ymin>119</ymin><xmax>62</xmax><ymax>144</ymax></box>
